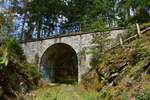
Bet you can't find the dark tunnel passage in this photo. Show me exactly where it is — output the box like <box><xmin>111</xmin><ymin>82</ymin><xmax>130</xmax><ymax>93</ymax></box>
<box><xmin>40</xmin><ymin>43</ymin><xmax>78</xmax><ymax>83</ymax></box>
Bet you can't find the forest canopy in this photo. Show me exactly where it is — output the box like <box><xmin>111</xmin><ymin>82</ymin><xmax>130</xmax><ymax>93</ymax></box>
<box><xmin>1</xmin><ymin>0</ymin><xmax>150</xmax><ymax>41</ymax></box>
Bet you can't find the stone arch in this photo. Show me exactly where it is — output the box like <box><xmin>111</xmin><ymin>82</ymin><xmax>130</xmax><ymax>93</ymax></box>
<box><xmin>40</xmin><ymin>43</ymin><xmax>78</xmax><ymax>83</ymax></box>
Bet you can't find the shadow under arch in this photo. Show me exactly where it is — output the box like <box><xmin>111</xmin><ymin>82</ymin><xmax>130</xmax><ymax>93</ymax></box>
<box><xmin>40</xmin><ymin>43</ymin><xmax>78</xmax><ymax>84</ymax></box>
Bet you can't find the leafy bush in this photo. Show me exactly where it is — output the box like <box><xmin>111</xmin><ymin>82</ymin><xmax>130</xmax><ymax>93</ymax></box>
<box><xmin>91</xmin><ymin>18</ymin><xmax>105</xmax><ymax>32</ymax></box>
<box><xmin>90</xmin><ymin>18</ymin><xmax>117</xmax><ymax>68</ymax></box>
<box><xmin>5</xmin><ymin>38</ymin><xmax>26</xmax><ymax>61</ymax></box>
<box><xmin>25</xmin><ymin>63</ymin><xmax>40</xmax><ymax>78</ymax></box>
<box><xmin>0</xmin><ymin>39</ymin><xmax>39</xmax><ymax>99</ymax></box>
<box><xmin>90</xmin><ymin>31</ymin><xmax>111</xmax><ymax>67</ymax></box>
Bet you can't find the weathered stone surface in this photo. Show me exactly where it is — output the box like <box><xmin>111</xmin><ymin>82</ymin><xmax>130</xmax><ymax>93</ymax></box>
<box><xmin>21</xmin><ymin>30</ymin><xmax>124</xmax><ymax>82</ymax></box>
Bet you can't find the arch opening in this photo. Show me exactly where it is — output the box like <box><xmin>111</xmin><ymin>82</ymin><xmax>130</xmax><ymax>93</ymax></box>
<box><xmin>40</xmin><ymin>43</ymin><xmax>78</xmax><ymax>83</ymax></box>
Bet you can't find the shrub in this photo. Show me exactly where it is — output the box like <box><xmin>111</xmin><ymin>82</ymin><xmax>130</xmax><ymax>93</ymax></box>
<box><xmin>25</xmin><ymin>63</ymin><xmax>39</xmax><ymax>78</ymax></box>
<box><xmin>5</xmin><ymin>38</ymin><xmax>26</xmax><ymax>61</ymax></box>
<box><xmin>128</xmin><ymin>48</ymin><xmax>150</xmax><ymax>65</ymax></box>
<box><xmin>135</xmin><ymin>90</ymin><xmax>150</xmax><ymax>100</ymax></box>
<box><xmin>91</xmin><ymin>18</ymin><xmax>105</xmax><ymax>32</ymax></box>
<box><xmin>122</xmin><ymin>25</ymin><xmax>137</xmax><ymax>40</ymax></box>
<box><xmin>0</xmin><ymin>38</ymin><xmax>39</xmax><ymax>99</ymax></box>
<box><xmin>129</xmin><ymin>61</ymin><xmax>146</xmax><ymax>80</ymax></box>
<box><xmin>90</xmin><ymin>31</ymin><xmax>111</xmax><ymax>67</ymax></box>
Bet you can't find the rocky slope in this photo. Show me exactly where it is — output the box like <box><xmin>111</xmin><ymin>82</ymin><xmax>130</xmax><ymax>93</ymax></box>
<box><xmin>82</xmin><ymin>31</ymin><xmax>150</xmax><ymax>99</ymax></box>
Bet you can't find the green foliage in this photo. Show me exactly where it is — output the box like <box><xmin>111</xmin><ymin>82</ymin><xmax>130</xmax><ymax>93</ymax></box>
<box><xmin>129</xmin><ymin>61</ymin><xmax>146</xmax><ymax>80</ymax></box>
<box><xmin>0</xmin><ymin>38</ymin><xmax>39</xmax><ymax>99</ymax></box>
<box><xmin>90</xmin><ymin>29</ymin><xmax>111</xmax><ymax>67</ymax></box>
<box><xmin>80</xmin><ymin>91</ymin><xmax>100</xmax><ymax>100</ymax></box>
<box><xmin>115</xmin><ymin>24</ymin><xmax>138</xmax><ymax>47</ymax></box>
<box><xmin>11</xmin><ymin>0</ymin><xmax>150</xmax><ymax>42</ymax></box>
<box><xmin>128</xmin><ymin>48</ymin><xmax>150</xmax><ymax>65</ymax></box>
<box><xmin>140</xmin><ymin>22</ymin><xmax>150</xmax><ymax>30</ymax></box>
<box><xmin>135</xmin><ymin>90</ymin><xmax>150</xmax><ymax>100</ymax></box>
<box><xmin>25</xmin><ymin>84</ymin><xmax>100</xmax><ymax>100</ymax></box>
<box><xmin>130</xmin><ymin>8</ymin><xmax>150</xmax><ymax>23</ymax></box>
<box><xmin>91</xmin><ymin>18</ymin><xmax>105</xmax><ymax>32</ymax></box>
<box><xmin>7</xmin><ymin>0</ymin><xmax>149</xmax><ymax>42</ymax></box>
<box><xmin>87</xmin><ymin>29</ymin><xmax>150</xmax><ymax>100</ymax></box>
<box><xmin>97</xmin><ymin>87</ymin><xmax>128</xmax><ymax>100</ymax></box>
<box><xmin>25</xmin><ymin>63</ymin><xmax>39</xmax><ymax>78</ymax></box>
<box><xmin>5</xmin><ymin>38</ymin><xmax>26</xmax><ymax>61</ymax></box>
<box><xmin>90</xmin><ymin>33</ymin><xmax>110</xmax><ymax>67</ymax></box>
<box><xmin>0</xmin><ymin>14</ymin><xmax>12</xmax><ymax>42</ymax></box>
<box><xmin>117</xmin><ymin>0</ymin><xmax>150</xmax><ymax>26</ymax></box>
<box><xmin>23</xmin><ymin>0</ymin><xmax>67</xmax><ymax>40</ymax></box>
<box><xmin>121</xmin><ymin>24</ymin><xmax>137</xmax><ymax>40</ymax></box>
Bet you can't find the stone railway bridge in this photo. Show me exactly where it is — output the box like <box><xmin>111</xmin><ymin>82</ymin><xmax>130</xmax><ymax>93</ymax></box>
<box><xmin>22</xmin><ymin>29</ymin><xmax>124</xmax><ymax>83</ymax></box>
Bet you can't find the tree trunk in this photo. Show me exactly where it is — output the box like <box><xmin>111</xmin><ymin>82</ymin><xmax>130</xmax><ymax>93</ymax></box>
<box><xmin>20</xmin><ymin>14</ymin><xmax>26</xmax><ymax>41</ymax></box>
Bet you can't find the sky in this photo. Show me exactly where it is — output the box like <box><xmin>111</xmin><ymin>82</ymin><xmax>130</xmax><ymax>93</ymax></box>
<box><xmin>0</xmin><ymin>0</ymin><xmax>11</xmax><ymax>9</ymax></box>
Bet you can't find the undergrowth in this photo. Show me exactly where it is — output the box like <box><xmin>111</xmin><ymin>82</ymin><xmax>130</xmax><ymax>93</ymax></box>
<box><xmin>82</xmin><ymin>31</ymin><xmax>150</xmax><ymax>99</ymax></box>
<box><xmin>0</xmin><ymin>38</ymin><xmax>39</xmax><ymax>99</ymax></box>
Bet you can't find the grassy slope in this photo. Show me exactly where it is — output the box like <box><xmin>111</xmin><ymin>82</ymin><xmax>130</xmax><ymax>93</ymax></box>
<box><xmin>82</xmin><ymin>31</ymin><xmax>150</xmax><ymax>100</ymax></box>
<box><xmin>25</xmin><ymin>31</ymin><xmax>150</xmax><ymax>100</ymax></box>
<box><xmin>24</xmin><ymin>83</ymin><xmax>100</xmax><ymax>100</ymax></box>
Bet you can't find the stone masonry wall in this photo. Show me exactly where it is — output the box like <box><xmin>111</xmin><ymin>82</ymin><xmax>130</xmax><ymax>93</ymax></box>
<box><xmin>21</xmin><ymin>29</ymin><xmax>124</xmax><ymax>82</ymax></box>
